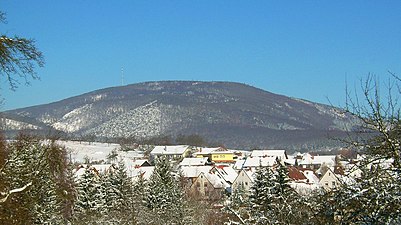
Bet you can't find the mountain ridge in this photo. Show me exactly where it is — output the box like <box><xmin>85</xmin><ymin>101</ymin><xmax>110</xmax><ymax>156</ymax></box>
<box><xmin>2</xmin><ymin>81</ymin><xmax>358</xmax><ymax>150</ymax></box>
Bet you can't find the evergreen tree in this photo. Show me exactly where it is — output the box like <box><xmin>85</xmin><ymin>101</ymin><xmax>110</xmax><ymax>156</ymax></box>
<box><xmin>143</xmin><ymin>156</ymin><xmax>186</xmax><ymax>224</ymax></box>
<box><xmin>103</xmin><ymin>161</ymin><xmax>136</xmax><ymax>224</ymax></box>
<box><xmin>224</xmin><ymin>184</ymin><xmax>251</xmax><ymax>224</ymax></box>
<box><xmin>74</xmin><ymin>167</ymin><xmax>105</xmax><ymax>223</ymax></box>
<box><xmin>248</xmin><ymin>166</ymin><xmax>276</xmax><ymax>224</ymax></box>
<box><xmin>0</xmin><ymin>134</ymin><xmax>65</xmax><ymax>224</ymax></box>
<box><xmin>270</xmin><ymin>162</ymin><xmax>301</xmax><ymax>224</ymax></box>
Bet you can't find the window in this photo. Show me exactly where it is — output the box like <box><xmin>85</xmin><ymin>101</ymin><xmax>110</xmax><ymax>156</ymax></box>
<box><xmin>332</xmin><ymin>181</ymin><xmax>336</xmax><ymax>186</ymax></box>
<box><xmin>196</xmin><ymin>182</ymin><xmax>200</xmax><ymax>187</ymax></box>
<box><xmin>204</xmin><ymin>182</ymin><xmax>208</xmax><ymax>187</ymax></box>
<box><xmin>325</xmin><ymin>182</ymin><xmax>328</xmax><ymax>186</ymax></box>
<box><xmin>245</xmin><ymin>182</ymin><xmax>248</xmax><ymax>186</ymax></box>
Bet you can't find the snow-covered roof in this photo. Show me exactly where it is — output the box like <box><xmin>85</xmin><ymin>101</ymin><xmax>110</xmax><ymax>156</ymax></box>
<box><xmin>198</xmin><ymin>172</ymin><xmax>230</xmax><ymax>189</ymax></box>
<box><xmin>131</xmin><ymin>166</ymin><xmax>155</xmax><ymax>180</ymax></box>
<box><xmin>212</xmin><ymin>166</ymin><xmax>238</xmax><ymax>184</ymax></box>
<box><xmin>92</xmin><ymin>164</ymin><xmax>114</xmax><ymax>174</ymax></box>
<box><xmin>233</xmin><ymin>159</ymin><xmax>245</xmax><ymax>170</ymax></box>
<box><xmin>250</xmin><ymin>150</ymin><xmax>287</xmax><ymax>159</ymax></box>
<box><xmin>179</xmin><ymin>157</ymin><xmax>209</xmax><ymax>167</ymax></box>
<box><xmin>298</xmin><ymin>154</ymin><xmax>336</xmax><ymax>166</ymax></box>
<box><xmin>288</xmin><ymin>166</ymin><xmax>307</xmax><ymax>181</ymax></box>
<box><xmin>132</xmin><ymin>159</ymin><xmax>150</xmax><ymax>167</ymax></box>
<box><xmin>74</xmin><ymin>167</ymin><xmax>86</xmax><ymax>179</ymax></box>
<box><xmin>74</xmin><ymin>164</ymin><xmax>114</xmax><ymax>179</ymax></box>
<box><xmin>193</xmin><ymin>147</ymin><xmax>234</xmax><ymax>156</ymax></box>
<box><xmin>284</xmin><ymin>158</ymin><xmax>297</xmax><ymax>165</ymax></box>
<box><xmin>151</xmin><ymin>145</ymin><xmax>190</xmax><ymax>155</ymax></box>
<box><xmin>301</xmin><ymin>170</ymin><xmax>320</xmax><ymax>184</ymax></box>
<box><xmin>243</xmin><ymin>157</ymin><xmax>276</xmax><ymax>168</ymax></box>
<box><xmin>194</xmin><ymin>147</ymin><xmax>221</xmax><ymax>155</ymax></box>
<box><xmin>180</xmin><ymin>166</ymin><xmax>213</xmax><ymax>178</ymax></box>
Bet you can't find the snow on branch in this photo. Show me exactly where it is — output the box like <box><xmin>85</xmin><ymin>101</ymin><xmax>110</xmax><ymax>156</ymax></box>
<box><xmin>0</xmin><ymin>182</ymin><xmax>32</xmax><ymax>203</ymax></box>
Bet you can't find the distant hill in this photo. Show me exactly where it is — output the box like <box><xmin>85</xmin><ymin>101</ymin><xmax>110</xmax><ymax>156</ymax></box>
<box><xmin>2</xmin><ymin>81</ymin><xmax>359</xmax><ymax>151</ymax></box>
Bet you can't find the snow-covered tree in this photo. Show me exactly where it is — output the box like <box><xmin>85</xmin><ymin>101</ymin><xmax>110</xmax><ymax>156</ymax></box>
<box><xmin>224</xmin><ymin>184</ymin><xmax>251</xmax><ymax>224</ymax></box>
<box><xmin>0</xmin><ymin>134</ymin><xmax>68</xmax><ymax>224</ymax></box>
<box><xmin>248</xmin><ymin>166</ymin><xmax>276</xmax><ymax>224</ymax></box>
<box><xmin>74</xmin><ymin>167</ymin><xmax>106</xmax><ymax>223</ymax></box>
<box><xmin>143</xmin><ymin>156</ymin><xmax>187</xmax><ymax>224</ymax></box>
<box><xmin>270</xmin><ymin>162</ymin><xmax>303</xmax><ymax>224</ymax></box>
<box><xmin>102</xmin><ymin>160</ymin><xmax>136</xmax><ymax>224</ymax></box>
<box><xmin>245</xmin><ymin>163</ymin><xmax>306</xmax><ymax>225</ymax></box>
<box><xmin>309</xmin><ymin>74</ymin><xmax>401</xmax><ymax>224</ymax></box>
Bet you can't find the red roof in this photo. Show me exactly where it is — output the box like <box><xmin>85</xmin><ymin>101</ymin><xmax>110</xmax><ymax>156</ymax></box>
<box><xmin>288</xmin><ymin>166</ymin><xmax>307</xmax><ymax>181</ymax></box>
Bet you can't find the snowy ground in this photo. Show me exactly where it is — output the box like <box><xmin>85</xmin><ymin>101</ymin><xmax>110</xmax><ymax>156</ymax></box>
<box><xmin>58</xmin><ymin>141</ymin><xmax>145</xmax><ymax>163</ymax></box>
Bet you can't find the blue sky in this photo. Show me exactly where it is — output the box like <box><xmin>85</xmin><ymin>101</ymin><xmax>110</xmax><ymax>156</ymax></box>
<box><xmin>1</xmin><ymin>1</ymin><xmax>401</xmax><ymax>110</ymax></box>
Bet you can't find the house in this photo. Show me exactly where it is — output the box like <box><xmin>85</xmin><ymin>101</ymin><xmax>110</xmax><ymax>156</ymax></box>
<box><xmin>132</xmin><ymin>159</ymin><xmax>151</xmax><ymax>167</ymax></box>
<box><xmin>194</xmin><ymin>147</ymin><xmax>222</xmax><ymax>158</ymax></box>
<box><xmin>131</xmin><ymin>166</ymin><xmax>155</xmax><ymax>181</ymax></box>
<box><xmin>250</xmin><ymin>150</ymin><xmax>288</xmax><ymax>161</ymax></box>
<box><xmin>74</xmin><ymin>164</ymin><xmax>116</xmax><ymax>179</ymax></box>
<box><xmin>180</xmin><ymin>166</ymin><xmax>214</xmax><ymax>186</ymax></box>
<box><xmin>210</xmin><ymin>165</ymin><xmax>238</xmax><ymax>185</ymax></box>
<box><xmin>233</xmin><ymin>159</ymin><xmax>245</xmax><ymax>170</ymax></box>
<box><xmin>319</xmin><ymin>168</ymin><xmax>341</xmax><ymax>191</ymax></box>
<box><xmin>194</xmin><ymin>147</ymin><xmax>235</xmax><ymax>163</ymax></box>
<box><xmin>150</xmin><ymin>145</ymin><xmax>191</xmax><ymax>160</ymax></box>
<box><xmin>288</xmin><ymin>166</ymin><xmax>321</xmax><ymax>194</ymax></box>
<box><xmin>232</xmin><ymin>169</ymin><xmax>254</xmax><ymax>193</ymax></box>
<box><xmin>242</xmin><ymin>156</ymin><xmax>277</xmax><ymax>169</ymax></box>
<box><xmin>297</xmin><ymin>153</ymin><xmax>337</xmax><ymax>170</ymax></box>
<box><xmin>179</xmin><ymin>157</ymin><xmax>209</xmax><ymax>167</ymax></box>
<box><xmin>288</xmin><ymin>166</ymin><xmax>320</xmax><ymax>185</ymax></box>
<box><xmin>189</xmin><ymin>171</ymin><xmax>229</xmax><ymax>200</ymax></box>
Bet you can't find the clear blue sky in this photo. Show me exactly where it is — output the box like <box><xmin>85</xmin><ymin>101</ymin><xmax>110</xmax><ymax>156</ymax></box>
<box><xmin>1</xmin><ymin>1</ymin><xmax>401</xmax><ymax>110</ymax></box>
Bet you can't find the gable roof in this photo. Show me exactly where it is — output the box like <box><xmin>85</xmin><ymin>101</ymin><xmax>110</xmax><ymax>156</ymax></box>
<box><xmin>151</xmin><ymin>145</ymin><xmax>190</xmax><ymax>155</ymax></box>
<box><xmin>298</xmin><ymin>154</ymin><xmax>336</xmax><ymax>166</ymax></box>
<box><xmin>288</xmin><ymin>166</ymin><xmax>307</xmax><ymax>181</ymax></box>
<box><xmin>233</xmin><ymin>169</ymin><xmax>255</xmax><ymax>184</ymax></box>
<box><xmin>193</xmin><ymin>147</ymin><xmax>234</xmax><ymax>156</ymax></box>
<box><xmin>251</xmin><ymin>150</ymin><xmax>288</xmax><ymax>159</ymax></box>
<box><xmin>179</xmin><ymin>157</ymin><xmax>209</xmax><ymax>167</ymax></box>
<box><xmin>131</xmin><ymin>166</ymin><xmax>155</xmax><ymax>180</ymax></box>
<box><xmin>233</xmin><ymin>159</ymin><xmax>245</xmax><ymax>170</ymax></box>
<box><xmin>211</xmin><ymin>166</ymin><xmax>238</xmax><ymax>184</ymax></box>
<box><xmin>180</xmin><ymin>166</ymin><xmax>213</xmax><ymax>178</ymax></box>
<box><xmin>132</xmin><ymin>159</ymin><xmax>151</xmax><ymax>167</ymax></box>
<box><xmin>243</xmin><ymin>157</ymin><xmax>276</xmax><ymax>168</ymax></box>
<box><xmin>195</xmin><ymin>172</ymin><xmax>230</xmax><ymax>189</ymax></box>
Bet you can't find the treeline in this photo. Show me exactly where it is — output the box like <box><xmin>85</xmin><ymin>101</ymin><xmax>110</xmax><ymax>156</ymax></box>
<box><xmin>0</xmin><ymin>133</ymin><xmax>221</xmax><ymax>224</ymax></box>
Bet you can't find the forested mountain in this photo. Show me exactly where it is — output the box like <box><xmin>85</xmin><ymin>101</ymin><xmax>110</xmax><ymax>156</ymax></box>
<box><xmin>2</xmin><ymin>81</ymin><xmax>358</xmax><ymax>150</ymax></box>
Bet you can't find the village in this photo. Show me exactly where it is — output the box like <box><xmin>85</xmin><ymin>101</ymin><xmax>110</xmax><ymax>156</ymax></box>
<box><xmin>69</xmin><ymin>141</ymin><xmax>368</xmax><ymax>200</ymax></box>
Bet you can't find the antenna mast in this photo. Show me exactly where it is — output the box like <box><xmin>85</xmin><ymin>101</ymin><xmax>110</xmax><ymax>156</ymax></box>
<box><xmin>121</xmin><ymin>67</ymin><xmax>124</xmax><ymax>86</ymax></box>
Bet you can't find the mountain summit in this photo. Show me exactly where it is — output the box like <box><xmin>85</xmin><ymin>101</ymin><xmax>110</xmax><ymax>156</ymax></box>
<box><xmin>3</xmin><ymin>81</ymin><xmax>357</xmax><ymax>150</ymax></box>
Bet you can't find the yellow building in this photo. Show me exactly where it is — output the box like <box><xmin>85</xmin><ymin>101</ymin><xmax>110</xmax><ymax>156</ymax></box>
<box><xmin>211</xmin><ymin>151</ymin><xmax>234</xmax><ymax>162</ymax></box>
<box><xmin>193</xmin><ymin>147</ymin><xmax>234</xmax><ymax>163</ymax></box>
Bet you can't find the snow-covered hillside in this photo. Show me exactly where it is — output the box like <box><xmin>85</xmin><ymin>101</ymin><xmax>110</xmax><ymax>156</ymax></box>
<box><xmin>59</xmin><ymin>141</ymin><xmax>144</xmax><ymax>163</ymax></box>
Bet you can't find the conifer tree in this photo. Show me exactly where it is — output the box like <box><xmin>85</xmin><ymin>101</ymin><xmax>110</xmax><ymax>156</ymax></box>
<box><xmin>144</xmin><ymin>156</ymin><xmax>186</xmax><ymax>224</ymax></box>
<box><xmin>270</xmin><ymin>162</ymin><xmax>300</xmax><ymax>224</ymax></box>
<box><xmin>0</xmin><ymin>134</ymin><xmax>65</xmax><ymax>224</ymax></box>
<box><xmin>248</xmin><ymin>166</ymin><xmax>275</xmax><ymax>224</ymax></box>
<box><xmin>74</xmin><ymin>167</ymin><xmax>105</xmax><ymax>223</ymax></box>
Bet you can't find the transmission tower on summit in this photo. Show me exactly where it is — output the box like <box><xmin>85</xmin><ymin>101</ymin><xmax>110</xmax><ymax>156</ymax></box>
<box><xmin>121</xmin><ymin>67</ymin><xmax>124</xmax><ymax>86</ymax></box>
